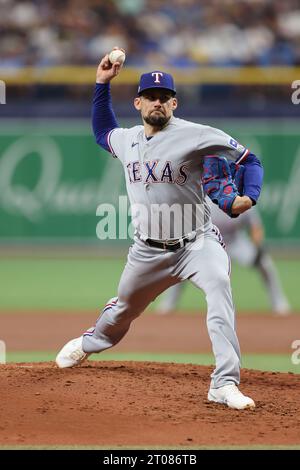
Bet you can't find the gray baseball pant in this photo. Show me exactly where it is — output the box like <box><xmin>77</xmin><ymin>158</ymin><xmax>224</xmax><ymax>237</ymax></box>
<box><xmin>83</xmin><ymin>228</ymin><xmax>241</xmax><ymax>388</ymax></box>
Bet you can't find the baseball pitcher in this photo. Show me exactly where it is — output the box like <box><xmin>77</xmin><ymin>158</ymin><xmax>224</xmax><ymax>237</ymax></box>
<box><xmin>56</xmin><ymin>48</ymin><xmax>264</xmax><ymax>410</ymax></box>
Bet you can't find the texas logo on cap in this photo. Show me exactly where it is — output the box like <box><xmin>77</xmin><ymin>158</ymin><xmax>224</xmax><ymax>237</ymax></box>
<box><xmin>138</xmin><ymin>71</ymin><xmax>176</xmax><ymax>95</ymax></box>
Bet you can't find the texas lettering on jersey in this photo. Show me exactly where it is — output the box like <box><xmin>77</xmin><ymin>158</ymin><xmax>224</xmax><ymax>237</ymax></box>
<box><xmin>126</xmin><ymin>160</ymin><xmax>189</xmax><ymax>185</ymax></box>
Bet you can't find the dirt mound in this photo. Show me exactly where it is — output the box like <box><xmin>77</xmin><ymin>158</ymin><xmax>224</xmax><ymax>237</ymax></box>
<box><xmin>1</xmin><ymin>361</ymin><xmax>299</xmax><ymax>447</ymax></box>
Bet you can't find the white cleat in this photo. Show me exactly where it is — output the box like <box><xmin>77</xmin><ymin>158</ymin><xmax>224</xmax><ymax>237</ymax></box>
<box><xmin>56</xmin><ymin>336</ymin><xmax>89</xmax><ymax>368</ymax></box>
<box><xmin>208</xmin><ymin>384</ymin><xmax>255</xmax><ymax>410</ymax></box>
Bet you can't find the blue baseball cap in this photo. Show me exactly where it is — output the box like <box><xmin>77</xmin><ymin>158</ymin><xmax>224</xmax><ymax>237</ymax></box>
<box><xmin>138</xmin><ymin>71</ymin><xmax>176</xmax><ymax>96</ymax></box>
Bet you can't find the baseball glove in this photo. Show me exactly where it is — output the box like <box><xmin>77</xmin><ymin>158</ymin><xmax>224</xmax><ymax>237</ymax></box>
<box><xmin>230</xmin><ymin>161</ymin><xmax>245</xmax><ymax>195</ymax></box>
<box><xmin>202</xmin><ymin>155</ymin><xmax>241</xmax><ymax>217</ymax></box>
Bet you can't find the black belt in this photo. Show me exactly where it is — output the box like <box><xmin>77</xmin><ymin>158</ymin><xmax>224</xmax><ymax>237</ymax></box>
<box><xmin>144</xmin><ymin>235</ymin><xmax>195</xmax><ymax>251</ymax></box>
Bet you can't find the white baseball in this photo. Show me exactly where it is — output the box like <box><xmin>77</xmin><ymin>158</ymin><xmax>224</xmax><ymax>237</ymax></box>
<box><xmin>108</xmin><ymin>49</ymin><xmax>126</xmax><ymax>65</ymax></box>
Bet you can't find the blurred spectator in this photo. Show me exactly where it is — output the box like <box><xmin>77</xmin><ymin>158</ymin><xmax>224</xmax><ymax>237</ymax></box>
<box><xmin>0</xmin><ymin>0</ymin><xmax>299</xmax><ymax>68</ymax></box>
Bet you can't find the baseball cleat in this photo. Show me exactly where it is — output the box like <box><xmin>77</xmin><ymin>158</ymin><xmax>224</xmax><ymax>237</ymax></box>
<box><xmin>55</xmin><ymin>336</ymin><xmax>89</xmax><ymax>368</ymax></box>
<box><xmin>208</xmin><ymin>384</ymin><xmax>255</xmax><ymax>410</ymax></box>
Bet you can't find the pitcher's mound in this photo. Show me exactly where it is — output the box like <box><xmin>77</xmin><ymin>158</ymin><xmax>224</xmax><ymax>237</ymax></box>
<box><xmin>1</xmin><ymin>361</ymin><xmax>299</xmax><ymax>447</ymax></box>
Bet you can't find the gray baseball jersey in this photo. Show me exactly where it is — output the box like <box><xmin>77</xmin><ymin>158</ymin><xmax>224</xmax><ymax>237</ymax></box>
<box><xmin>107</xmin><ymin>116</ymin><xmax>248</xmax><ymax>239</ymax></box>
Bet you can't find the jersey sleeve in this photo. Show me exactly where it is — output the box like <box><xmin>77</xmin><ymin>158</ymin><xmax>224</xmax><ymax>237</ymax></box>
<box><xmin>197</xmin><ymin>125</ymin><xmax>249</xmax><ymax>162</ymax></box>
<box><xmin>108</xmin><ymin>126</ymin><xmax>143</xmax><ymax>162</ymax></box>
<box><xmin>107</xmin><ymin>128</ymin><xmax>127</xmax><ymax>161</ymax></box>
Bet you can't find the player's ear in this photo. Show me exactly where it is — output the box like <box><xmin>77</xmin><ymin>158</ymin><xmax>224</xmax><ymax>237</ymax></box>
<box><xmin>171</xmin><ymin>97</ymin><xmax>178</xmax><ymax>110</ymax></box>
<box><xmin>134</xmin><ymin>97</ymin><xmax>141</xmax><ymax>111</ymax></box>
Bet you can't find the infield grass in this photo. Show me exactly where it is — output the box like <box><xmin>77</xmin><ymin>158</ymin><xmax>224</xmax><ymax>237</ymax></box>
<box><xmin>0</xmin><ymin>258</ymin><xmax>298</xmax><ymax>312</ymax></box>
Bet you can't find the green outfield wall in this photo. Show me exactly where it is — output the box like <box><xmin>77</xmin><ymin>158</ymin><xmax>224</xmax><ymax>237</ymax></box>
<box><xmin>0</xmin><ymin>119</ymin><xmax>299</xmax><ymax>244</ymax></box>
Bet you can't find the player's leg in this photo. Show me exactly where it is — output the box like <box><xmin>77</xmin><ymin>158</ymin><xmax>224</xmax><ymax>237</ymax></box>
<box><xmin>254</xmin><ymin>249</ymin><xmax>291</xmax><ymax>315</ymax></box>
<box><xmin>156</xmin><ymin>283</ymin><xmax>184</xmax><ymax>314</ymax></box>
<box><xmin>179</xmin><ymin>229</ymin><xmax>254</xmax><ymax>409</ymax></box>
<box><xmin>82</xmin><ymin>248</ymin><xmax>176</xmax><ymax>354</ymax></box>
<box><xmin>56</xmin><ymin>238</ymin><xmax>178</xmax><ymax>367</ymax></box>
<box><xmin>179</xmin><ymin>229</ymin><xmax>241</xmax><ymax>388</ymax></box>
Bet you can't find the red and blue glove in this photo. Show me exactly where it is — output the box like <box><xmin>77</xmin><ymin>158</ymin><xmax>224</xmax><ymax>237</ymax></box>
<box><xmin>202</xmin><ymin>156</ymin><xmax>244</xmax><ymax>217</ymax></box>
<box><xmin>230</xmin><ymin>161</ymin><xmax>245</xmax><ymax>195</ymax></box>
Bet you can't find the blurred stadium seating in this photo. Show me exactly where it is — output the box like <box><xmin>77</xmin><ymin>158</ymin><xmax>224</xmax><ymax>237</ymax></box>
<box><xmin>1</xmin><ymin>0</ymin><xmax>300</xmax><ymax>67</ymax></box>
<box><xmin>0</xmin><ymin>0</ymin><xmax>300</xmax><ymax>117</ymax></box>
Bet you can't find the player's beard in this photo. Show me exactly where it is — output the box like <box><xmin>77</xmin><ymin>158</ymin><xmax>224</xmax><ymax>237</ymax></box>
<box><xmin>143</xmin><ymin>113</ymin><xmax>170</xmax><ymax>129</ymax></box>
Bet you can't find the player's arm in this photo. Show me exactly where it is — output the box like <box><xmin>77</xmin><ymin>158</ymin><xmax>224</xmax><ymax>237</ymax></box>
<box><xmin>92</xmin><ymin>48</ymin><xmax>124</xmax><ymax>154</ymax></box>
<box><xmin>230</xmin><ymin>151</ymin><xmax>263</xmax><ymax>215</ymax></box>
<box><xmin>201</xmin><ymin>153</ymin><xmax>262</xmax><ymax>217</ymax></box>
<box><xmin>231</xmin><ymin>195</ymin><xmax>252</xmax><ymax>215</ymax></box>
<box><xmin>235</xmin><ymin>151</ymin><xmax>263</xmax><ymax>205</ymax></box>
<box><xmin>198</xmin><ymin>127</ymin><xmax>264</xmax><ymax>214</ymax></box>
